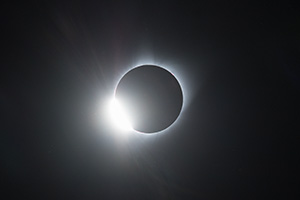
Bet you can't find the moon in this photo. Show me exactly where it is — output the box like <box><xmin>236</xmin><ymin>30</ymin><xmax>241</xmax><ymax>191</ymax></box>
<box><xmin>115</xmin><ymin>65</ymin><xmax>183</xmax><ymax>134</ymax></box>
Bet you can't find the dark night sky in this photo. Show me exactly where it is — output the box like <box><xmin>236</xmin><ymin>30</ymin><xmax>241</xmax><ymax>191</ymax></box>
<box><xmin>1</xmin><ymin>1</ymin><xmax>300</xmax><ymax>199</ymax></box>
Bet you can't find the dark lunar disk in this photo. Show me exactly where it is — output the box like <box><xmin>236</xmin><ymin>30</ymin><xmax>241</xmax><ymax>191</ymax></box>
<box><xmin>115</xmin><ymin>65</ymin><xmax>183</xmax><ymax>133</ymax></box>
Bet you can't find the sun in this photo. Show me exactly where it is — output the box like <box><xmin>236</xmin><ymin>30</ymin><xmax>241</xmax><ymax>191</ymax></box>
<box><xmin>102</xmin><ymin>61</ymin><xmax>190</xmax><ymax>136</ymax></box>
<box><xmin>107</xmin><ymin>97</ymin><xmax>133</xmax><ymax>132</ymax></box>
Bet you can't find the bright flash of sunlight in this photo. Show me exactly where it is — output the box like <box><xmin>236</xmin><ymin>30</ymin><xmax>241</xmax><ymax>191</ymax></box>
<box><xmin>108</xmin><ymin>97</ymin><xmax>133</xmax><ymax>132</ymax></box>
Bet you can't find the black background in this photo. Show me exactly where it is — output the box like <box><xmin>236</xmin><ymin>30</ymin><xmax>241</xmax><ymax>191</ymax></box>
<box><xmin>1</xmin><ymin>1</ymin><xmax>300</xmax><ymax>199</ymax></box>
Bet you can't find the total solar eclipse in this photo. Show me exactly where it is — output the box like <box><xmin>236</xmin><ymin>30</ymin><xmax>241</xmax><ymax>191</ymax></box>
<box><xmin>114</xmin><ymin>65</ymin><xmax>183</xmax><ymax>134</ymax></box>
